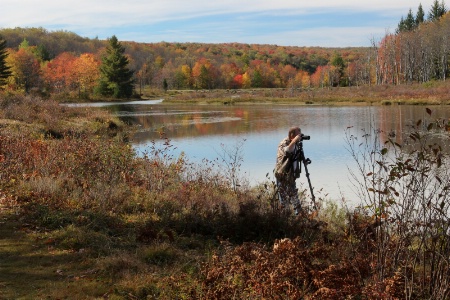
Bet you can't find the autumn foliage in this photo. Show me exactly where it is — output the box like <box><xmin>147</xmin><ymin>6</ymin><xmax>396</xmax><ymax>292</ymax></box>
<box><xmin>0</xmin><ymin>28</ymin><xmax>372</xmax><ymax>96</ymax></box>
<box><xmin>1</xmin><ymin>12</ymin><xmax>450</xmax><ymax>99</ymax></box>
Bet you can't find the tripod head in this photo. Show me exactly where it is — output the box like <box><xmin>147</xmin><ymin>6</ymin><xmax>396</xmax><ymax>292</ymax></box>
<box><xmin>294</xmin><ymin>140</ymin><xmax>311</xmax><ymax>166</ymax></box>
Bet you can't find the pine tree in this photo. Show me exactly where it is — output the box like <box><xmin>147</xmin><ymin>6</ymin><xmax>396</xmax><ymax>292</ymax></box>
<box><xmin>96</xmin><ymin>35</ymin><xmax>134</xmax><ymax>98</ymax></box>
<box><xmin>19</xmin><ymin>38</ymin><xmax>30</xmax><ymax>50</ymax></box>
<box><xmin>405</xmin><ymin>9</ymin><xmax>416</xmax><ymax>30</ymax></box>
<box><xmin>398</xmin><ymin>9</ymin><xmax>418</xmax><ymax>33</ymax></box>
<box><xmin>397</xmin><ymin>17</ymin><xmax>406</xmax><ymax>33</ymax></box>
<box><xmin>428</xmin><ymin>0</ymin><xmax>447</xmax><ymax>22</ymax></box>
<box><xmin>0</xmin><ymin>35</ymin><xmax>12</xmax><ymax>87</ymax></box>
<box><xmin>416</xmin><ymin>4</ymin><xmax>425</xmax><ymax>26</ymax></box>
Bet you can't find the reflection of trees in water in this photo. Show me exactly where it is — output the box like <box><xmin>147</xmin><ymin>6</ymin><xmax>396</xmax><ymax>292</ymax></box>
<box><xmin>378</xmin><ymin>106</ymin><xmax>450</xmax><ymax>153</ymax></box>
<box><xmin>129</xmin><ymin>106</ymin><xmax>277</xmax><ymax>143</ymax></box>
<box><xmin>108</xmin><ymin>104</ymin><xmax>136</xmax><ymax>114</ymax></box>
<box><xmin>124</xmin><ymin>104</ymin><xmax>450</xmax><ymax>146</ymax></box>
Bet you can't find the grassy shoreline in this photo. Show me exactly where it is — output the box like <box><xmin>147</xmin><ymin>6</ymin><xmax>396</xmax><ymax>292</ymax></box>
<box><xmin>158</xmin><ymin>82</ymin><xmax>450</xmax><ymax>106</ymax></box>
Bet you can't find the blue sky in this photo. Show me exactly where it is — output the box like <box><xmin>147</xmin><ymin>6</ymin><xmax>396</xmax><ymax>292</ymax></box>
<box><xmin>1</xmin><ymin>0</ymin><xmax>436</xmax><ymax>47</ymax></box>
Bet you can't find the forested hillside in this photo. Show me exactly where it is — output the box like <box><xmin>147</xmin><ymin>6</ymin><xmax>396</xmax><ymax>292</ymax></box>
<box><xmin>0</xmin><ymin>1</ymin><xmax>450</xmax><ymax>99</ymax></box>
<box><xmin>0</xmin><ymin>27</ymin><xmax>371</xmax><ymax>97</ymax></box>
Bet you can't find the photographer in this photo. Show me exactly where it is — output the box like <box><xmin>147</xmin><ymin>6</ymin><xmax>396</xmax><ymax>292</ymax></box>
<box><xmin>274</xmin><ymin>126</ymin><xmax>303</xmax><ymax>215</ymax></box>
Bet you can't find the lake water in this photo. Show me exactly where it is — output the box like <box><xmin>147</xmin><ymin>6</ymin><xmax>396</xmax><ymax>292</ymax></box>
<box><xmin>69</xmin><ymin>100</ymin><xmax>450</xmax><ymax>203</ymax></box>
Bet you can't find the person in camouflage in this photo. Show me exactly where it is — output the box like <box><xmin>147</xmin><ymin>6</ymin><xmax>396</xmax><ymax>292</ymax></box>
<box><xmin>274</xmin><ymin>126</ymin><xmax>302</xmax><ymax>215</ymax></box>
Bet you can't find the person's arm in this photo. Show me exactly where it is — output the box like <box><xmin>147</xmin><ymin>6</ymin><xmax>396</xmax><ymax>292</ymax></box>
<box><xmin>286</xmin><ymin>134</ymin><xmax>301</xmax><ymax>153</ymax></box>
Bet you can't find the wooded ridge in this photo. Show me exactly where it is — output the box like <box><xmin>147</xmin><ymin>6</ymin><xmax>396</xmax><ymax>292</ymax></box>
<box><xmin>1</xmin><ymin>2</ymin><xmax>450</xmax><ymax>99</ymax></box>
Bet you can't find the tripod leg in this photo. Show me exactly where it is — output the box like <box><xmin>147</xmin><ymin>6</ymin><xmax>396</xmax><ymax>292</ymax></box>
<box><xmin>302</xmin><ymin>159</ymin><xmax>317</xmax><ymax>210</ymax></box>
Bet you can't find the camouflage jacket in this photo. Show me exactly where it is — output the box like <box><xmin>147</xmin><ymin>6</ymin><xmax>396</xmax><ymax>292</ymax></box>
<box><xmin>275</xmin><ymin>137</ymin><xmax>299</xmax><ymax>179</ymax></box>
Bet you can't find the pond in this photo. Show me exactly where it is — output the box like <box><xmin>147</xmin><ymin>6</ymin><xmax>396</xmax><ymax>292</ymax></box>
<box><xmin>68</xmin><ymin>100</ymin><xmax>450</xmax><ymax>203</ymax></box>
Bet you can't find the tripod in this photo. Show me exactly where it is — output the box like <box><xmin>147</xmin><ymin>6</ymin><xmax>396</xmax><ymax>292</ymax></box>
<box><xmin>294</xmin><ymin>141</ymin><xmax>317</xmax><ymax>209</ymax></box>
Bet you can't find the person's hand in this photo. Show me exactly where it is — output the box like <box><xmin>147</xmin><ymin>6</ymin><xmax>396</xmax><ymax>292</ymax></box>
<box><xmin>294</xmin><ymin>134</ymin><xmax>301</xmax><ymax>143</ymax></box>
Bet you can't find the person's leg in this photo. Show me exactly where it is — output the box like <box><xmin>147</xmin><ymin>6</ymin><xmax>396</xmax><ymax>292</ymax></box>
<box><xmin>276</xmin><ymin>179</ymin><xmax>289</xmax><ymax>209</ymax></box>
<box><xmin>288</xmin><ymin>180</ymin><xmax>301</xmax><ymax>215</ymax></box>
<box><xmin>292</xmin><ymin>196</ymin><xmax>301</xmax><ymax>215</ymax></box>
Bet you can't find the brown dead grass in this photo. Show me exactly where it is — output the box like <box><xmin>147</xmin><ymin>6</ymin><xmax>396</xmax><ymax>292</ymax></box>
<box><xmin>160</xmin><ymin>81</ymin><xmax>450</xmax><ymax>105</ymax></box>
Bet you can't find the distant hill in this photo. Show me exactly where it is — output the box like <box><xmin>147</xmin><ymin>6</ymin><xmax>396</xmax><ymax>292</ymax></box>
<box><xmin>0</xmin><ymin>27</ymin><xmax>368</xmax><ymax>75</ymax></box>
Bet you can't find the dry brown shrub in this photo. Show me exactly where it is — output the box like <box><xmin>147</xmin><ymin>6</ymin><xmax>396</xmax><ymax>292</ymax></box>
<box><xmin>383</xmin><ymin>270</ymin><xmax>406</xmax><ymax>299</ymax></box>
<box><xmin>0</xmin><ymin>128</ymin><xmax>136</xmax><ymax>211</ymax></box>
<box><xmin>201</xmin><ymin>235</ymin><xmax>376</xmax><ymax>299</ymax></box>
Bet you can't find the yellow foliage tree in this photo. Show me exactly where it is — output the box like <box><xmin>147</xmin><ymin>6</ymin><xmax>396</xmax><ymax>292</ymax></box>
<box><xmin>5</xmin><ymin>48</ymin><xmax>41</xmax><ymax>93</ymax></box>
<box><xmin>72</xmin><ymin>53</ymin><xmax>100</xmax><ymax>97</ymax></box>
<box><xmin>242</xmin><ymin>72</ymin><xmax>251</xmax><ymax>88</ymax></box>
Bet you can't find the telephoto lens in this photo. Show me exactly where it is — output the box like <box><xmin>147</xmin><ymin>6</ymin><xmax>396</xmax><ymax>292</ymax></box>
<box><xmin>301</xmin><ymin>134</ymin><xmax>310</xmax><ymax>140</ymax></box>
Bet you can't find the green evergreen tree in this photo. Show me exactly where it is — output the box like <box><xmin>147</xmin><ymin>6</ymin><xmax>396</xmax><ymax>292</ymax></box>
<box><xmin>96</xmin><ymin>35</ymin><xmax>134</xmax><ymax>98</ymax></box>
<box><xmin>18</xmin><ymin>38</ymin><xmax>30</xmax><ymax>50</ymax></box>
<box><xmin>416</xmin><ymin>4</ymin><xmax>425</xmax><ymax>26</ymax></box>
<box><xmin>428</xmin><ymin>0</ymin><xmax>447</xmax><ymax>21</ymax></box>
<box><xmin>34</xmin><ymin>44</ymin><xmax>51</xmax><ymax>62</ymax></box>
<box><xmin>398</xmin><ymin>9</ymin><xmax>418</xmax><ymax>33</ymax></box>
<box><xmin>0</xmin><ymin>35</ymin><xmax>11</xmax><ymax>87</ymax></box>
<box><xmin>252</xmin><ymin>70</ymin><xmax>263</xmax><ymax>88</ymax></box>
<box><xmin>397</xmin><ymin>17</ymin><xmax>406</xmax><ymax>33</ymax></box>
<box><xmin>405</xmin><ymin>9</ymin><xmax>416</xmax><ymax>30</ymax></box>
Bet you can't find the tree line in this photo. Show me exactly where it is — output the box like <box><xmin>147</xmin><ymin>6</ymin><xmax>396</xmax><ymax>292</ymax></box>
<box><xmin>378</xmin><ymin>0</ymin><xmax>450</xmax><ymax>84</ymax></box>
<box><xmin>0</xmin><ymin>28</ymin><xmax>370</xmax><ymax>98</ymax></box>
<box><xmin>0</xmin><ymin>33</ymin><xmax>134</xmax><ymax>98</ymax></box>
<box><xmin>1</xmin><ymin>1</ymin><xmax>450</xmax><ymax>99</ymax></box>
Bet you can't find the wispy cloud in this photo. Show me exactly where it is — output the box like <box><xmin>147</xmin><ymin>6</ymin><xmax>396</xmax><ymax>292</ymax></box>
<box><xmin>1</xmin><ymin>0</ymin><xmax>435</xmax><ymax>46</ymax></box>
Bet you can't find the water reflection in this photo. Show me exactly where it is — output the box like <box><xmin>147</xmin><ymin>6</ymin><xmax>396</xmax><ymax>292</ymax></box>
<box><xmin>64</xmin><ymin>99</ymin><xmax>164</xmax><ymax>107</ymax></box>
<box><xmin>69</xmin><ymin>100</ymin><xmax>450</xmax><ymax>202</ymax></box>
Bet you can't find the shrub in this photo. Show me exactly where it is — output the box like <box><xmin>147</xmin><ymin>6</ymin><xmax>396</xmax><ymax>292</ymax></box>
<box><xmin>345</xmin><ymin>107</ymin><xmax>450</xmax><ymax>299</ymax></box>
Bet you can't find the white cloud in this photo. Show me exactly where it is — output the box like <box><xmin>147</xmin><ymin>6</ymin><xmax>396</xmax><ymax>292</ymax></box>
<box><xmin>0</xmin><ymin>0</ymin><xmax>437</xmax><ymax>46</ymax></box>
<box><xmin>116</xmin><ymin>25</ymin><xmax>391</xmax><ymax>47</ymax></box>
<box><xmin>2</xmin><ymin>0</ymin><xmax>436</xmax><ymax>26</ymax></box>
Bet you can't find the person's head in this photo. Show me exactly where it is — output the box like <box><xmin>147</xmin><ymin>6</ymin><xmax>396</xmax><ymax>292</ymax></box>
<box><xmin>288</xmin><ymin>126</ymin><xmax>301</xmax><ymax>141</ymax></box>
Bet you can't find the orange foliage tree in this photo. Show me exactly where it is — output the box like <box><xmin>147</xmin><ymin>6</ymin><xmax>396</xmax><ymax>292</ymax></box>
<box><xmin>6</xmin><ymin>48</ymin><xmax>41</xmax><ymax>93</ymax></box>
<box><xmin>192</xmin><ymin>58</ymin><xmax>218</xmax><ymax>89</ymax></box>
<box><xmin>280</xmin><ymin>64</ymin><xmax>297</xmax><ymax>88</ymax></box>
<box><xmin>310</xmin><ymin>65</ymin><xmax>330</xmax><ymax>88</ymax></box>
<box><xmin>376</xmin><ymin>34</ymin><xmax>402</xmax><ymax>85</ymax></box>
<box><xmin>295</xmin><ymin>70</ymin><xmax>311</xmax><ymax>89</ymax></box>
<box><xmin>42</xmin><ymin>52</ymin><xmax>76</xmax><ymax>93</ymax></box>
<box><xmin>71</xmin><ymin>53</ymin><xmax>100</xmax><ymax>97</ymax></box>
<box><xmin>220</xmin><ymin>62</ymin><xmax>242</xmax><ymax>89</ymax></box>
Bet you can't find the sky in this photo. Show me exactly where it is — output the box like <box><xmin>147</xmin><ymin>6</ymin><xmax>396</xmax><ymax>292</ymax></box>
<box><xmin>1</xmin><ymin>0</ymin><xmax>437</xmax><ymax>47</ymax></box>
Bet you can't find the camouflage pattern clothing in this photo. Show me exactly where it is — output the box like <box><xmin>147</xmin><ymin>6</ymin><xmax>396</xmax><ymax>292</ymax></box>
<box><xmin>275</xmin><ymin>137</ymin><xmax>301</xmax><ymax>214</ymax></box>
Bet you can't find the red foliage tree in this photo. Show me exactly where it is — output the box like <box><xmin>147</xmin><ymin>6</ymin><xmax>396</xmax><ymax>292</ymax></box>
<box><xmin>42</xmin><ymin>52</ymin><xmax>76</xmax><ymax>93</ymax></box>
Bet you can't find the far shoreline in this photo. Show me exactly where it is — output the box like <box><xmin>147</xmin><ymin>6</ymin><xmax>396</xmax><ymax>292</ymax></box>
<box><xmin>56</xmin><ymin>81</ymin><xmax>450</xmax><ymax>106</ymax></box>
<box><xmin>147</xmin><ymin>83</ymin><xmax>450</xmax><ymax>106</ymax></box>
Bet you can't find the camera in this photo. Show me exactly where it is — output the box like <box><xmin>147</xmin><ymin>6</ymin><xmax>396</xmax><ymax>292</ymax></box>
<box><xmin>301</xmin><ymin>134</ymin><xmax>310</xmax><ymax>140</ymax></box>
